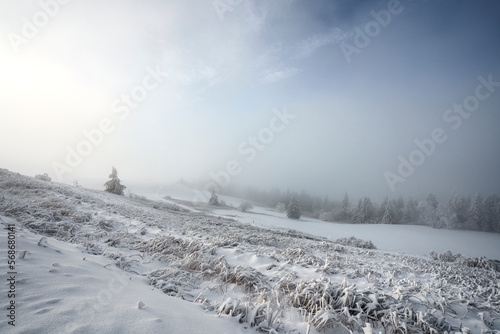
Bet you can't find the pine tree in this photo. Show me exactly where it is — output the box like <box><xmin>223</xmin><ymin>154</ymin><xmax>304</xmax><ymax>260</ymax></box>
<box><xmin>395</xmin><ymin>196</ymin><xmax>405</xmax><ymax>223</ymax></box>
<box><xmin>426</xmin><ymin>193</ymin><xmax>438</xmax><ymax>210</ymax></box>
<box><xmin>450</xmin><ymin>194</ymin><xmax>470</xmax><ymax>229</ymax></box>
<box><xmin>104</xmin><ymin>167</ymin><xmax>126</xmax><ymax>195</ymax></box>
<box><xmin>287</xmin><ymin>196</ymin><xmax>301</xmax><ymax>219</ymax></box>
<box><xmin>208</xmin><ymin>191</ymin><xmax>219</xmax><ymax>206</ymax></box>
<box><xmin>342</xmin><ymin>193</ymin><xmax>350</xmax><ymax>210</ymax></box>
<box><xmin>299</xmin><ymin>190</ymin><xmax>312</xmax><ymax>213</ymax></box>
<box><xmin>322</xmin><ymin>196</ymin><xmax>332</xmax><ymax>212</ymax></box>
<box><xmin>381</xmin><ymin>200</ymin><xmax>396</xmax><ymax>224</ymax></box>
<box><xmin>469</xmin><ymin>193</ymin><xmax>484</xmax><ymax>231</ymax></box>
<box><xmin>378</xmin><ymin>196</ymin><xmax>389</xmax><ymax>219</ymax></box>
<box><xmin>484</xmin><ymin>195</ymin><xmax>500</xmax><ymax>232</ymax></box>
<box><xmin>422</xmin><ymin>194</ymin><xmax>439</xmax><ymax>227</ymax></box>
<box><xmin>339</xmin><ymin>193</ymin><xmax>350</xmax><ymax>221</ymax></box>
<box><xmin>404</xmin><ymin>197</ymin><xmax>419</xmax><ymax>223</ymax></box>
<box><xmin>354</xmin><ymin>197</ymin><xmax>374</xmax><ymax>224</ymax></box>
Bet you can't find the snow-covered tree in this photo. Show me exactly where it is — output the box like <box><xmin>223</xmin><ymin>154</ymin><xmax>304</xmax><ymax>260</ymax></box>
<box><xmin>342</xmin><ymin>193</ymin><xmax>350</xmax><ymax>211</ymax></box>
<box><xmin>468</xmin><ymin>193</ymin><xmax>484</xmax><ymax>231</ymax></box>
<box><xmin>287</xmin><ymin>196</ymin><xmax>301</xmax><ymax>219</ymax></box>
<box><xmin>322</xmin><ymin>196</ymin><xmax>333</xmax><ymax>212</ymax></box>
<box><xmin>378</xmin><ymin>196</ymin><xmax>389</xmax><ymax>219</ymax></box>
<box><xmin>449</xmin><ymin>194</ymin><xmax>470</xmax><ymax>229</ymax></box>
<box><xmin>435</xmin><ymin>203</ymin><xmax>452</xmax><ymax>229</ymax></box>
<box><xmin>484</xmin><ymin>195</ymin><xmax>500</xmax><ymax>232</ymax></box>
<box><xmin>380</xmin><ymin>200</ymin><xmax>397</xmax><ymax>224</ymax></box>
<box><xmin>276</xmin><ymin>202</ymin><xmax>286</xmax><ymax>213</ymax></box>
<box><xmin>299</xmin><ymin>190</ymin><xmax>313</xmax><ymax>213</ymax></box>
<box><xmin>426</xmin><ymin>193</ymin><xmax>438</xmax><ymax>210</ymax></box>
<box><xmin>239</xmin><ymin>201</ymin><xmax>253</xmax><ymax>212</ymax></box>
<box><xmin>104</xmin><ymin>167</ymin><xmax>126</xmax><ymax>195</ymax></box>
<box><xmin>334</xmin><ymin>193</ymin><xmax>351</xmax><ymax>221</ymax></box>
<box><xmin>354</xmin><ymin>197</ymin><xmax>375</xmax><ymax>224</ymax></box>
<box><xmin>312</xmin><ymin>196</ymin><xmax>323</xmax><ymax>216</ymax></box>
<box><xmin>394</xmin><ymin>196</ymin><xmax>405</xmax><ymax>223</ymax></box>
<box><xmin>209</xmin><ymin>191</ymin><xmax>219</xmax><ymax>206</ymax></box>
<box><xmin>421</xmin><ymin>194</ymin><xmax>439</xmax><ymax>227</ymax></box>
<box><xmin>404</xmin><ymin>197</ymin><xmax>419</xmax><ymax>224</ymax></box>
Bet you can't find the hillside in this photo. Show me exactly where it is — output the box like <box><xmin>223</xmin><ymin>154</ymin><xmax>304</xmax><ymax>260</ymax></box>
<box><xmin>1</xmin><ymin>169</ymin><xmax>499</xmax><ymax>333</ymax></box>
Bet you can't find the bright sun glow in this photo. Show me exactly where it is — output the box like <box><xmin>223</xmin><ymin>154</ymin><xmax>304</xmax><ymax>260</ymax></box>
<box><xmin>0</xmin><ymin>52</ymin><xmax>108</xmax><ymax>126</ymax></box>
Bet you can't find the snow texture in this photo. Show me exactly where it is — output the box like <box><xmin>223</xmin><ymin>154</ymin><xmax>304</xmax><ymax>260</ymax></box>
<box><xmin>1</xmin><ymin>169</ymin><xmax>499</xmax><ymax>333</ymax></box>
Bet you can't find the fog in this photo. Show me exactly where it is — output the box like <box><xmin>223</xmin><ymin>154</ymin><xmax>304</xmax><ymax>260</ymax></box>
<box><xmin>1</xmin><ymin>0</ymin><xmax>499</xmax><ymax>202</ymax></box>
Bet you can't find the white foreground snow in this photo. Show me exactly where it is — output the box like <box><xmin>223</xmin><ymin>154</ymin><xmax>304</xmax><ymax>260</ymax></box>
<box><xmin>1</xmin><ymin>171</ymin><xmax>499</xmax><ymax>333</ymax></box>
<box><xmin>0</xmin><ymin>216</ymin><xmax>242</xmax><ymax>334</ymax></box>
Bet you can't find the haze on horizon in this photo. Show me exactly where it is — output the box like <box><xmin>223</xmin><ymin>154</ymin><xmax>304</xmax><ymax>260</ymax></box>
<box><xmin>1</xmin><ymin>0</ymin><xmax>499</xmax><ymax>202</ymax></box>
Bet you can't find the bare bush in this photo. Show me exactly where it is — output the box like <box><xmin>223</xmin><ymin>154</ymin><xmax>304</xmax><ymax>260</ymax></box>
<box><xmin>239</xmin><ymin>201</ymin><xmax>253</xmax><ymax>212</ymax></box>
<box><xmin>35</xmin><ymin>173</ymin><xmax>51</xmax><ymax>181</ymax></box>
<box><xmin>335</xmin><ymin>236</ymin><xmax>377</xmax><ymax>249</ymax></box>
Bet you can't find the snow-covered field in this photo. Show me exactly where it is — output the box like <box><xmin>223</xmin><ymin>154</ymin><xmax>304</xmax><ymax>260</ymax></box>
<box><xmin>152</xmin><ymin>184</ymin><xmax>500</xmax><ymax>260</ymax></box>
<box><xmin>213</xmin><ymin>208</ymin><xmax>500</xmax><ymax>260</ymax></box>
<box><xmin>1</xmin><ymin>170</ymin><xmax>499</xmax><ymax>333</ymax></box>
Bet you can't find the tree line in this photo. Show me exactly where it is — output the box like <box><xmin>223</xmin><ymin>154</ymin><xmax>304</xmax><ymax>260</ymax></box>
<box><xmin>102</xmin><ymin>170</ymin><xmax>500</xmax><ymax>233</ymax></box>
<box><xmin>218</xmin><ymin>185</ymin><xmax>500</xmax><ymax>232</ymax></box>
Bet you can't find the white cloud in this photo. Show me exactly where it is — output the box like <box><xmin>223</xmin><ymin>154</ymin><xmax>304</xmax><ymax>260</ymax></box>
<box><xmin>261</xmin><ymin>67</ymin><xmax>300</xmax><ymax>83</ymax></box>
<box><xmin>293</xmin><ymin>27</ymin><xmax>349</xmax><ymax>59</ymax></box>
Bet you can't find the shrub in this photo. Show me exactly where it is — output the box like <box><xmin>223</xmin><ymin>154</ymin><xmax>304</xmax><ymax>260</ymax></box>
<box><xmin>35</xmin><ymin>173</ymin><xmax>51</xmax><ymax>182</ymax></box>
<box><xmin>334</xmin><ymin>236</ymin><xmax>376</xmax><ymax>249</ymax></box>
<box><xmin>239</xmin><ymin>201</ymin><xmax>253</xmax><ymax>212</ymax></box>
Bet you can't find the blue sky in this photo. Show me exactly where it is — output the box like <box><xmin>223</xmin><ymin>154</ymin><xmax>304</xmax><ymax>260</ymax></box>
<box><xmin>1</xmin><ymin>0</ymin><xmax>499</xmax><ymax>201</ymax></box>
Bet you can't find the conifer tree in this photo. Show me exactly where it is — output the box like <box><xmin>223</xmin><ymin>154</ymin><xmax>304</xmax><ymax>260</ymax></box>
<box><xmin>484</xmin><ymin>195</ymin><xmax>500</xmax><ymax>232</ymax></box>
<box><xmin>208</xmin><ymin>191</ymin><xmax>219</xmax><ymax>206</ymax></box>
<box><xmin>354</xmin><ymin>197</ymin><xmax>375</xmax><ymax>223</ymax></box>
<box><xmin>342</xmin><ymin>193</ymin><xmax>350</xmax><ymax>210</ymax></box>
<box><xmin>287</xmin><ymin>195</ymin><xmax>301</xmax><ymax>219</ymax></box>
<box><xmin>104</xmin><ymin>167</ymin><xmax>126</xmax><ymax>195</ymax></box>
<box><xmin>381</xmin><ymin>200</ymin><xmax>397</xmax><ymax>224</ymax></box>
<box><xmin>469</xmin><ymin>193</ymin><xmax>484</xmax><ymax>231</ymax></box>
<box><xmin>378</xmin><ymin>196</ymin><xmax>389</xmax><ymax>219</ymax></box>
<box><xmin>404</xmin><ymin>197</ymin><xmax>419</xmax><ymax>223</ymax></box>
<box><xmin>426</xmin><ymin>193</ymin><xmax>438</xmax><ymax>210</ymax></box>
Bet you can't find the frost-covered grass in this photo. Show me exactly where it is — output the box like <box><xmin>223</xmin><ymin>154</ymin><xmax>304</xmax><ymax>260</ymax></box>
<box><xmin>1</xmin><ymin>168</ymin><xmax>499</xmax><ymax>333</ymax></box>
<box><xmin>209</xmin><ymin>205</ymin><xmax>500</xmax><ymax>260</ymax></box>
<box><xmin>334</xmin><ymin>236</ymin><xmax>377</xmax><ymax>249</ymax></box>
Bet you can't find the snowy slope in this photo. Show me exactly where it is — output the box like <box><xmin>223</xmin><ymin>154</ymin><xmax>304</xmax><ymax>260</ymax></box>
<box><xmin>212</xmin><ymin>207</ymin><xmax>500</xmax><ymax>260</ymax></box>
<box><xmin>153</xmin><ymin>183</ymin><xmax>500</xmax><ymax>259</ymax></box>
<box><xmin>0</xmin><ymin>216</ymin><xmax>242</xmax><ymax>334</ymax></box>
<box><xmin>1</xmin><ymin>169</ymin><xmax>499</xmax><ymax>334</ymax></box>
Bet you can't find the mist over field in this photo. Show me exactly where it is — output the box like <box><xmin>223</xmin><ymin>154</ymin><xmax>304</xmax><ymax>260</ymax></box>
<box><xmin>1</xmin><ymin>0</ymin><xmax>500</xmax><ymax>202</ymax></box>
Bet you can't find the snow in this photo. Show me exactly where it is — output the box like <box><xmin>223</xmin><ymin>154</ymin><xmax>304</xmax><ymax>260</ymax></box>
<box><xmin>154</xmin><ymin>184</ymin><xmax>500</xmax><ymax>259</ymax></box>
<box><xmin>149</xmin><ymin>184</ymin><xmax>500</xmax><ymax>260</ymax></box>
<box><xmin>0</xmin><ymin>216</ymin><xmax>242</xmax><ymax>334</ymax></box>
<box><xmin>1</xmin><ymin>170</ymin><xmax>499</xmax><ymax>333</ymax></box>
<box><xmin>213</xmin><ymin>207</ymin><xmax>500</xmax><ymax>260</ymax></box>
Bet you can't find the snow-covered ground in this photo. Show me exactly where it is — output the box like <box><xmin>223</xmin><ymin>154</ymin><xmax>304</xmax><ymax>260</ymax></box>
<box><xmin>1</xmin><ymin>171</ymin><xmax>499</xmax><ymax>333</ymax></box>
<box><xmin>153</xmin><ymin>184</ymin><xmax>500</xmax><ymax>260</ymax></box>
<box><xmin>213</xmin><ymin>207</ymin><xmax>500</xmax><ymax>260</ymax></box>
<box><xmin>0</xmin><ymin>216</ymin><xmax>241</xmax><ymax>334</ymax></box>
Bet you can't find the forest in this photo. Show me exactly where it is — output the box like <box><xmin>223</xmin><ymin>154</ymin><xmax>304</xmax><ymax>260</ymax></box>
<box><xmin>212</xmin><ymin>184</ymin><xmax>500</xmax><ymax>233</ymax></box>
